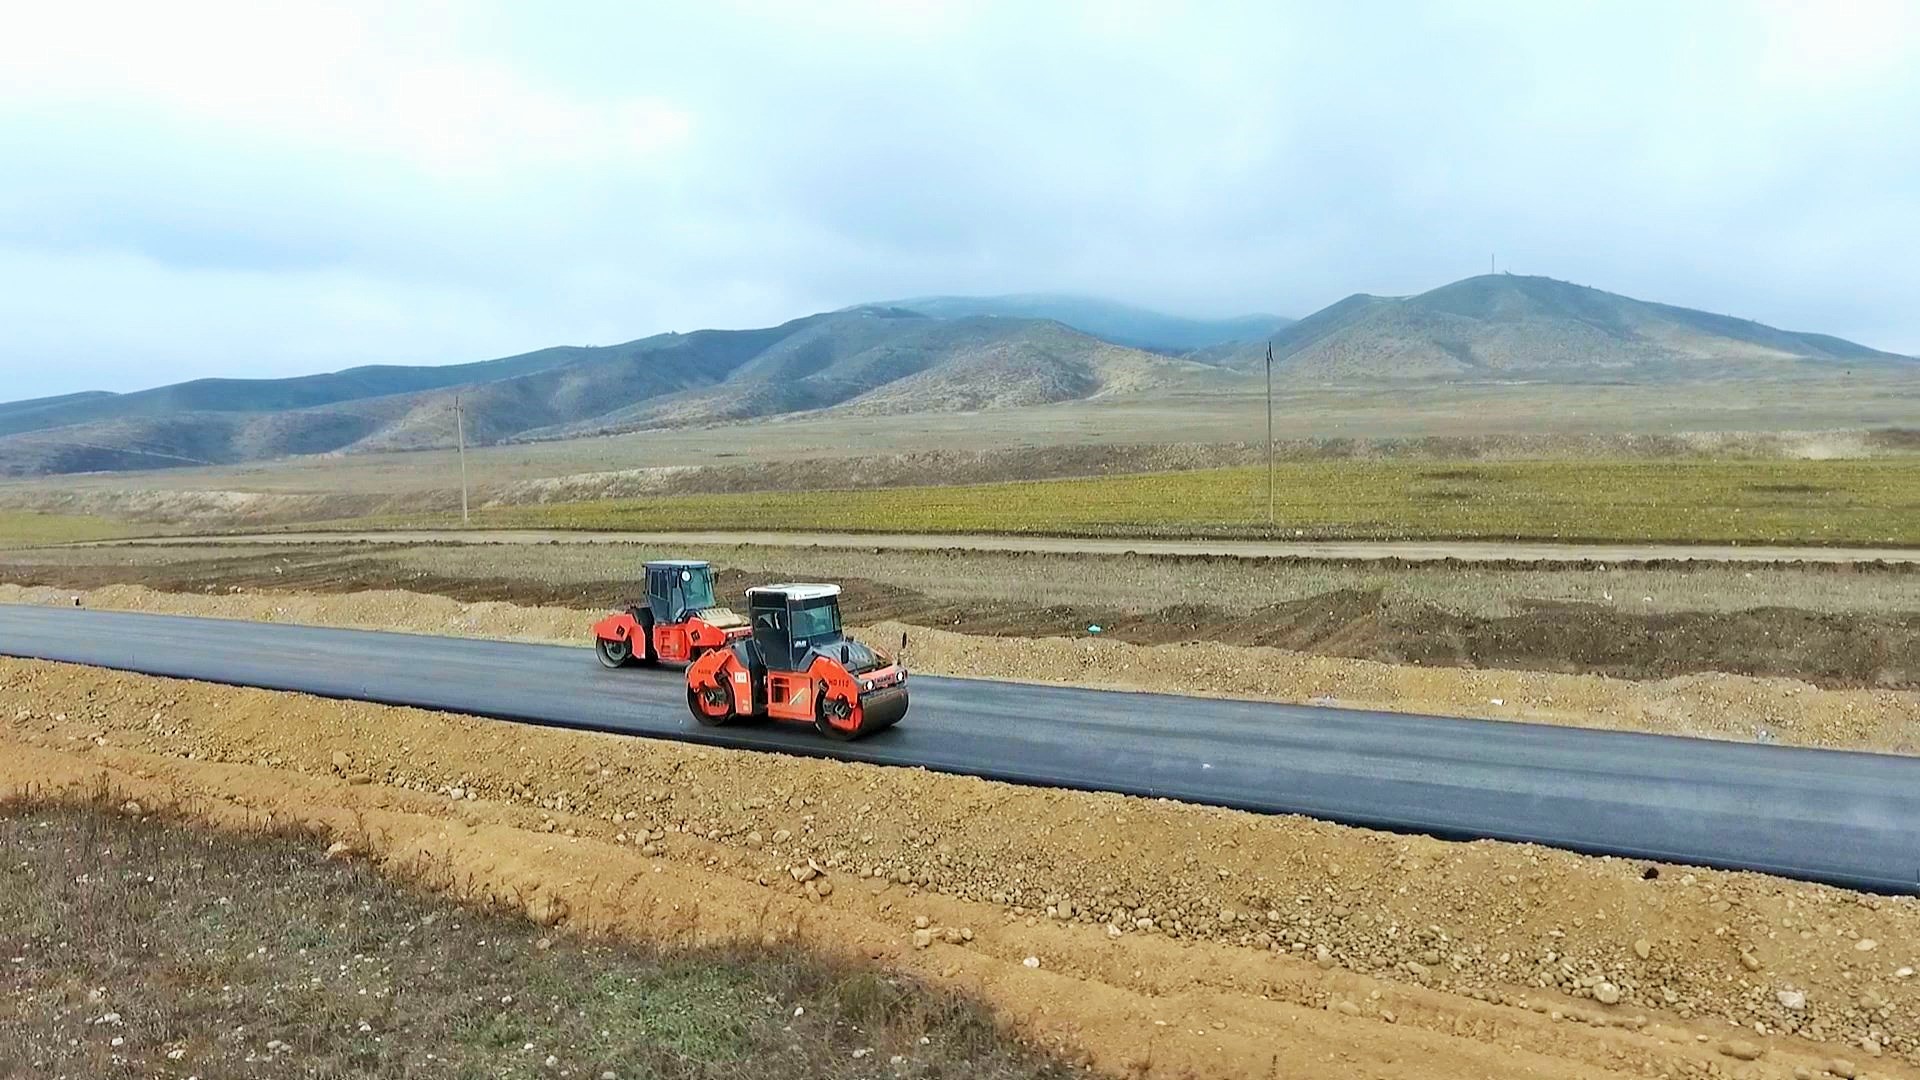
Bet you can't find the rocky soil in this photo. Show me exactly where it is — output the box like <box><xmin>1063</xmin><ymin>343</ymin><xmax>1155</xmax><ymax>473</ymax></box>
<box><xmin>2</xmin><ymin>658</ymin><xmax>1916</xmax><ymax>1079</ymax></box>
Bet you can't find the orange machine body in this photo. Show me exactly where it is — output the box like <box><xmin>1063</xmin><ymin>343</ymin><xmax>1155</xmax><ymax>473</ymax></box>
<box><xmin>591</xmin><ymin>560</ymin><xmax>748</xmax><ymax>669</ymax></box>
<box><xmin>592</xmin><ymin>609</ymin><xmax>746</xmax><ymax>665</ymax></box>
<box><xmin>684</xmin><ymin>582</ymin><xmax>908</xmax><ymax>740</ymax></box>
<box><xmin>687</xmin><ymin>646</ymin><xmax>907</xmax><ymax>738</ymax></box>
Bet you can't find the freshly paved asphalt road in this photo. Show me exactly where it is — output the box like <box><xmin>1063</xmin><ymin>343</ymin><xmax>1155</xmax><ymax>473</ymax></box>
<box><xmin>4</xmin><ymin>605</ymin><xmax>1917</xmax><ymax>894</ymax></box>
<box><xmin>102</xmin><ymin>529</ymin><xmax>1920</xmax><ymax>565</ymax></box>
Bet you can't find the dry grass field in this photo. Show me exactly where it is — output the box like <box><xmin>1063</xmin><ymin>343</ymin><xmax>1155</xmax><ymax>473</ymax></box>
<box><xmin>395</xmin><ymin>458</ymin><xmax>1920</xmax><ymax>546</ymax></box>
<box><xmin>0</xmin><ymin>799</ymin><xmax>1069</xmax><ymax>1080</ymax></box>
<box><xmin>0</xmin><ymin>510</ymin><xmax>138</xmax><ymax>548</ymax></box>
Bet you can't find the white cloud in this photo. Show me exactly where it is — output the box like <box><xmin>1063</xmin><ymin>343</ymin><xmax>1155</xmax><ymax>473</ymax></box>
<box><xmin>0</xmin><ymin>246</ymin><xmax>525</xmax><ymax>387</ymax></box>
<box><xmin>1756</xmin><ymin>0</ymin><xmax>1918</xmax><ymax>88</ymax></box>
<box><xmin>0</xmin><ymin>2</ymin><xmax>692</xmax><ymax>176</ymax></box>
<box><xmin>0</xmin><ymin>0</ymin><xmax>1915</xmax><ymax>398</ymax></box>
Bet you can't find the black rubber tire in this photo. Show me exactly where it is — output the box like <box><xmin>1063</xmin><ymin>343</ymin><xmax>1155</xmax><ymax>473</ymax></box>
<box><xmin>595</xmin><ymin>636</ymin><xmax>631</xmax><ymax>668</ymax></box>
<box><xmin>689</xmin><ymin>685</ymin><xmax>733</xmax><ymax>727</ymax></box>
<box><xmin>814</xmin><ymin>688</ymin><xmax>861</xmax><ymax>741</ymax></box>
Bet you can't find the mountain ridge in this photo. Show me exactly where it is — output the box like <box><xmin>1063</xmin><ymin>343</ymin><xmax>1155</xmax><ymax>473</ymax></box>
<box><xmin>1</xmin><ymin>276</ymin><xmax>1911</xmax><ymax>477</ymax></box>
<box><xmin>0</xmin><ymin>309</ymin><xmax>1225</xmax><ymax>475</ymax></box>
<box><xmin>1199</xmin><ymin>275</ymin><xmax>1914</xmax><ymax>380</ymax></box>
<box><xmin>880</xmin><ymin>293</ymin><xmax>1294</xmax><ymax>352</ymax></box>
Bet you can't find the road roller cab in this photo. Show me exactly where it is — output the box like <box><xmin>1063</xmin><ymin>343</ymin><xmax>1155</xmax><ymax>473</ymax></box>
<box><xmin>592</xmin><ymin>560</ymin><xmax>749</xmax><ymax>668</ymax></box>
<box><xmin>685</xmin><ymin>583</ymin><xmax>909</xmax><ymax>739</ymax></box>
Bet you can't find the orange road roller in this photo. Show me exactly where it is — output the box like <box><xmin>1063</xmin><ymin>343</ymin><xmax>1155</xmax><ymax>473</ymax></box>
<box><xmin>591</xmin><ymin>560</ymin><xmax>749</xmax><ymax>668</ymax></box>
<box><xmin>685</xmin><ymin>583</ymin><xmax>908</xmax><ymax>739</ymax></box>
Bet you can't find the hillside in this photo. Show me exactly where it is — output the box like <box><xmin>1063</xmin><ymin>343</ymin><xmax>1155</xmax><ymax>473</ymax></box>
<box><xmin>1201</xmin><ymin>275</ymin><xmax>1916</xmax><ymax>380</ymax></box>
<box><xmin>0</xmin><ymin>348</ymin><xmax>591</xmax><ymax>440</ymax></box>
<box><xmin>2</xmin><ymin>275</ymin><xmax>1912</xmax><ymax>478</ymax></box>
<box><xmin>885</xmin><ymin>293</ymin><xmax>1293</xmax><ymax>352</ymax></box>
<box><xmin>0</xmin><ymin>309</ymin><xmax>1229</xmax><ymax>476</ymax></box>
<box><xmin>831</xmin><ymin>320</ymin><xmax>1234</xmax><ymax>415</ymax></box>
<box><xmin>0</xmin><ymin>390</ymin><xmax>118</xmax><ymax>423</ymax></box>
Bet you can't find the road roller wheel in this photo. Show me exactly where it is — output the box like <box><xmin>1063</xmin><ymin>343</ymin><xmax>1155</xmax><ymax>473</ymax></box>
<box><xmin>595</xmin><ymin>636</ymin><xmax>631</xmax><ymax>668</ymax></box>
<box><xmin>814</xmin><ymin>689</ymin><xmax>861</xmax><ymax>740</ymax></box>
<box><xmin>689</xmin><ymin>685</ymin><xmax>733</xmax><ymax>726</ymax></box>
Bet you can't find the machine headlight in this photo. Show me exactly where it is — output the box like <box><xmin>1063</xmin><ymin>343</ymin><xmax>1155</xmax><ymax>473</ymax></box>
<box><xmin>861</xmin><ymin>680</ymin><xmax>874</xmax><ymax>691</ymax></box>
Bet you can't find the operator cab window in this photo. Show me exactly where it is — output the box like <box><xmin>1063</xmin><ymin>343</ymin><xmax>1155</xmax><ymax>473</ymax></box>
<box><xmin>790</xmin><ymin>600</ymin><xmax>840</xmax><ymax>641</ymax></box>
<box><xmin>683</xmin><ymin>568</ymin><xmax>716</xmax><ymax>610</ymax></box>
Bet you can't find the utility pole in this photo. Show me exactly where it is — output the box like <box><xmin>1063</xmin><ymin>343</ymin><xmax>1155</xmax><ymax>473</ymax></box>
<box><xmin>454</xmin><ymin>394</ymin><xmax>469</xmax><ymax>525</ymax></box>
<box><xmin>1265</xmin><ymin>341</ymin><xmax>1274</xmax><ymax>528</ymax></box>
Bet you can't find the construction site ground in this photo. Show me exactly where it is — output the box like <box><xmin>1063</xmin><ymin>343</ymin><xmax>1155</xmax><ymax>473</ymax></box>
<box><xmin>4</xmin><ymin>659</ymin><xmax>1916</xmax><ymax>1079</ymax></box>
<box><xmin>4</xmin><ymin>540</ymin><xmax>1919</xmax><ymax>1077</ymax></box>
<box><xmin>3</xmin><ymin>579</ymin><xmax>1917</xmax><ymax>757</ymax></box>
<box><xmin>5</xmin><ymin>539</ymin><xmax>1917</xmax><ymax>690</ymax></box>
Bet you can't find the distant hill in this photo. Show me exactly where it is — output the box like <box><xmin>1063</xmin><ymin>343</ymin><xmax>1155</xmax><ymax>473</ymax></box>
<box><xmin>1199</xmin><ymin>275</ymin><xmax>1916</xmax><ymax>380</ymax></box>
<box><xmin>883</xmin><ymin>294</ymin><xmax>1293</xmax><ymax>352</ymax></box>
<box><xmin>0</xmin><ymin>348</ymin><xmax>589</xmax><ymax>442</ymax></box>
<box><xmin>2</xmin><ymin>275</ymin><xmax>1911</xmax><ymax>477</ymax></box>
<box><xmin>0</xmin><ymin>390</ymin><xmax>117</xmax><ymax>422</ymax></box>
<box><xmin>0</xmin><ymin>308</ymin><xmax>1239</xmax><ymax>476</ymax></box>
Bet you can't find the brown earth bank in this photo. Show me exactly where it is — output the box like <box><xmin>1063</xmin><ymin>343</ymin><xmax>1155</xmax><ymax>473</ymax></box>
<box><xmin>4</xmin><ymin>580</ymin><xmax>1919</xmax><ymax>758</ymax></box>
<box><xmin>3</xmin><ymin>545</ymin><xmax>1916</xmax><ymax>689</ymax></box>
<box><xmin>5</xmin><ymin>659</ymin><xmax>1919</xmax><ymax>1078</ymax></box>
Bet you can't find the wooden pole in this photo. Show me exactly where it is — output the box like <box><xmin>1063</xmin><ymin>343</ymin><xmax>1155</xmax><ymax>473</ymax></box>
<box><xmin>1265</xmin><ymin>341</ymin><xmax>1274</xmax><ymax>527</ymax></box>
<box><xmin>455</xmin><ymin>394</ymin><xmax>469</xmax><ymax>525</ymax></box>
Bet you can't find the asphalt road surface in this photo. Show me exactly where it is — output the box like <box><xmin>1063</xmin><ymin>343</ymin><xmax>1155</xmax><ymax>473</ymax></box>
<box><xmin>104</xmin><ymin>529</ymin><xmax>1920</xmax><ymax>565</ymax></box>
<box><xmin>4</xmin><ymin>605</ymin><xmax>1917</xmax><ymax>894</ymax></box>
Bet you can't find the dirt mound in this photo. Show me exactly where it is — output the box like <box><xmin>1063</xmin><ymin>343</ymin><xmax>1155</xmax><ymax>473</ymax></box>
<box><xmin>1377</xmin><ymin>598</ymin><xmax>1919</xmax><ymax>688</ymax></box>
<box><xmin>0</xmin><ymin>582</ymin><xmax>589</xmax><ymax>645</ymax></box>
<box><xmin>7</xmin><ymin>548</ymin><xmax>1914</xmax><ymax>687</ymax></box>
<box><xmin>873</xmin><ymin>620</ymin><xmax>1920</xmax><ymax>754</ymax></box>
<box><xmin>6</xmin><ymin>658</ymin><xmax>1918</xmax><ymax>1077</ymax></box>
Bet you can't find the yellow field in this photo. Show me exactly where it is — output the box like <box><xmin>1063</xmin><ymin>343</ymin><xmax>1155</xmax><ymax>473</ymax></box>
<box><xmin>438</xmin><ymin>458</ymin><xmax>1920</xmax><ymax>545</ymax></box>
<box><xmin>0</xmin><ymin>510</ymin><xmax>135</xmax><ymax>548</ymax></box>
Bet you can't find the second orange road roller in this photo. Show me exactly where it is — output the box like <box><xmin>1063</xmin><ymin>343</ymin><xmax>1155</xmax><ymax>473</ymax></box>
<box><xmin>685</xmin><ymin>582</ymin><xmax>909</xmax><ymax>739</ymax></box>
<box><xmin>591</xmin><ymin>560</ymin><xmax>749</xmax><ymax>668</ymax></box>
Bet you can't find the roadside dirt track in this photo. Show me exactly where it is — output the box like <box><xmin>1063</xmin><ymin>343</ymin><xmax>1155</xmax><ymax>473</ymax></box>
<box><xmin>6</xmin><ymin>659</ymin><xmax>1918</xmax><ymax>1078</ymax></box>
<box><xmin>13</xmin><ymin>544</ymin><xmax>1920</xmax><ymax>688</ymax></box>
<box><xmin>7</xmin><ymin>582</ymin><xmax>1916</xmax><ymax>755</ymax></box>
<box><xmin>106</xmin><ymin>529</ymin><xmax>1920</xmax><ymax>565</ymax></box>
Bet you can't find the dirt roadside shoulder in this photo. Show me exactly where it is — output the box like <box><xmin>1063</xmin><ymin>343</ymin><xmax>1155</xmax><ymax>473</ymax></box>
<box><xmin>6</xmin><ymin>582</ymin><xmax>1916</xmax><ymax>755</ymax></box>
<box><xmin>12</xmin><ymin>543</ymin><xmax>1920</xmax><ymax>689</ymax></box>
<box><xmin>6</xmin><ymin>658</ymin><xmax>1916</xmax><ymax>1078</ymax></box>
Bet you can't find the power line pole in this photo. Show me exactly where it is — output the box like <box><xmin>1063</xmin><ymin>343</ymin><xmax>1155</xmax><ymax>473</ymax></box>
<box><xmin>454</xmin><ymin>394</ymin><xmax>469</xmax><ymax>525</ymax></box>
<box><xmin>1265</xmin><ymin>341</ymin><xmax>1274</xmax><ymax>528</ymax></box>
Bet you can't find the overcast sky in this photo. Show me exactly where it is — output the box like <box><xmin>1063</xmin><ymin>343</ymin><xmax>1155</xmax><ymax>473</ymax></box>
<box><xmin>2</xmin><ymin>1</ymin><xmax>1917</xmax><ymax>399</ymax></box>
